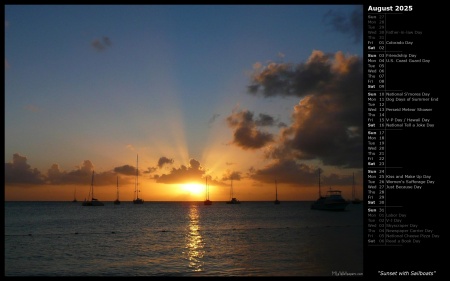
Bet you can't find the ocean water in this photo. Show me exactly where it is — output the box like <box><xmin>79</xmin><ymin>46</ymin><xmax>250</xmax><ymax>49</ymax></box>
<box><xmin>4</xmin><ymin>201</ymin><xmax>363</xmax><ymax>276</ymax></box>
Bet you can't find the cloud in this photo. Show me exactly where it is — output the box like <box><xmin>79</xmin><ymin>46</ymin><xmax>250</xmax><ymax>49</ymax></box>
<box><xmin>47</xmin><ymin>163</ymin><xmax>64</xmax><ymax>184</ymax></box>
<box><xmin>91</xmin><ymin>36</ymin><xmax>112</xmax><ymax>52</ymax></box>
<box><xmin>245</xmin><ymin>50</ymin><xmax>363</xmax><ymax>169</ymax></box>
<box><xmin>51</xmin><ymin>160</ymin><xmax>136</xmax><ymax>186</ymax></box>
<box><xmin>5</xmin><ymin>154</ymin><xmax>138</xmax><ymax>186</ymax></box>
<box><xmin>144</xmin><ymin>167</ymin><xmax>158</xmax><ymax>174</ymax></box>
<box><xmin>5</xmin><ymin>154</ymin><xmax>222</xmax><ymax>187</ymax></box>
<box><xmin>323</xmin><ymin>7</ymin><xmax>363</xmax><ymax>43</ymax></box>
<box><xmin>226</xmin><ymin>109</ymin><xmax>275</xmax><ymax>149</ymax></box>
<box><xmin>155</xmin><ymin>158</ymin><xmax>205</xmax><ymax>184</ymax></box>
<box><xmin>208</xmin><ymin>113</ymin><xmax>220</xmax><ymax>127</ymax></box>
<box><xmin>248</xmin><ymin>159</ymin><xmax>355</xmax><ymax>187</ymax></box>
<box><xmin>254</xmin><ymin>113</ymin><xmax>275</xmax><ymax>126</ymax></box>
<box><xmin>5</xmin><ymin>153</ymin><xmax>45</xmax><ymax>184</ymax></box>
<box><xmin>249</xmin><ymin>160</ymin><xmax>318</xmax><ymax>185</ymax></box>
<box><xmin>323</xmin><ymin>172</ymin><xmax>355</xmax><ymax>186</ymax></box>
<box><xmin>248</xmin><ymin>50</ymin><xmax>361</xmax><ymax>98</ymax></box>
<box><xmin>51</xmin><ymin>160</ymin><xmax>97</xmax><ymax>185</ymax></box>
<box><xmin>157</xmin><ymin>156</ymin><xmax>174</xmax><ymax>169</ymax></box>
<box><xmin>114</xmin><ymin>164</ymin><xmax>136</xmax><ymax>176</ymax></box>
<box><xmin>277</xmin><ymin>121</ymin><xmax>288</xmax><ymax>128</ymax></box>
<box><xmin>222</xmin><ymin>170</ymin><xmax>242</xmax><ymax>181</ymax></box>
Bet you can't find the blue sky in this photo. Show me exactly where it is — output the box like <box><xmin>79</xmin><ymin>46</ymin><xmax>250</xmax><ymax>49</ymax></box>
<box><xmin>5</xmin><ymin>5</ymin><xmax>363</xmax><ymax>201</ymax></box>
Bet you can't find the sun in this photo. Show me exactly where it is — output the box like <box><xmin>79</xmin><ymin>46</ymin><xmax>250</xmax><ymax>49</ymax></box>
<box><xmin>182</xmin><ymin>183</ymin><xmax>204</xmax><ymax>195</ymax></box>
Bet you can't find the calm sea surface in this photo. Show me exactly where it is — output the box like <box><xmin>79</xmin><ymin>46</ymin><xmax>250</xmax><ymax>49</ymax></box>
<box><xmin>5</xmin><ymin>201</ymin><xmax>363</xmax><ymax>276</ymax></box>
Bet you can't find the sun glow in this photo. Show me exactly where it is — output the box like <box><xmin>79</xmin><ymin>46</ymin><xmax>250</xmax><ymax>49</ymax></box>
<box><xmin>182</xmin><ymin>183</ymin><xmax>204</xmax><ymax>195</ymax></box>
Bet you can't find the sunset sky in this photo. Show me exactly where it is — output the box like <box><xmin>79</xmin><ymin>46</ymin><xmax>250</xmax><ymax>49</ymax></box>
<box><xmin>5</xmin><ymin>5</ymin><xmax>363</xmax><ymax>202</ymax></box>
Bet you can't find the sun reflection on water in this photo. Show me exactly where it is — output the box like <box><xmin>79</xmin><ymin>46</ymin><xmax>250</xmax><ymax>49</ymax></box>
<box><xmin>183</xmin><ymin>204</ymin><xmax>205</xmax><ymax>272</ymax></box>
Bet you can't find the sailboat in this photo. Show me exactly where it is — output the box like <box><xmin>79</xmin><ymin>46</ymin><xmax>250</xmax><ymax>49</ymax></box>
<box><xmin>133</xmin><ymin>154</ymin><xmax>144</xmax><ymax>204</ymax></box>
<box><xmin>351</xmin><ymin>172</ymin><xmax>362</xmax><ymax>204</ymax></box>
<box><xmin>82</xmin><ymin>171</ymin><xmax>104</xmax><ymax>206</ymax></box>
<box><xmin>310</xmin><ymin>168</ymin><xmax>348</xmax><ymax>211</ymax></box>
<box><xmin>204</xmin><ymin>176</ymin><xmax>212</xmax><ymax>205</ymax></box>
<box><xmin>226</xmin><ymin>179</ymin><xmax>240</xmax><ymax>204</ymax></box>
<box><xmin>114</xmin><ymin>176</ymin><xmax>121</xmax><ymax>205</ymax></box>
<box><xmin>274</xmin><ymin>180</ymin><xmax>280</xmax><ymax>204</ymax></box>
<box><xmin>72</xmin><ymin>187</ymin><xmax>77</xmax><ymax>202</ymax></box>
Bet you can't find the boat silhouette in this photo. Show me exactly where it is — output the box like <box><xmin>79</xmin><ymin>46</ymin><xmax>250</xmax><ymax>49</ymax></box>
<box><xmin>226</xmin><ymin>179</ymin><xmax>240</xmax><ymax>204</ymax></box>
<box><xmin>133</xmin><ymin>154</ymin><xmax>144</xmax><ymax>204</ymax></box>
<box><xmin>114</xmin><ymin>176</ymin><xmax>120</xmax><ymax>205</ymax></box>
<box><xmin>82</xmin><ymin>171</ymin><xmax>104</xmax><ymax>206</ymax></box>
<box><xmin>204</xmin><ymin>176</ymin><xmax>212</xmax><ymax>205</ymax></box>
<box><xmin>311</xmin><ymin>168</ymin><xmax>348</xmax><ymax>211</ymax></box>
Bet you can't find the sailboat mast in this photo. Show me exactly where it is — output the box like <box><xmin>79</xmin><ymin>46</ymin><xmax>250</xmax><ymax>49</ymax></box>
<box><xmin>91</xmin><ymin>170</ymin><xmax>95</xmax><ymax>200</ymax></box>
<box><xmin>275</xmin><ymin>179</ymin><xmax>278</xmax><ymax>200</ymax></box>
<box><xmin>205</xmin><ymin>177</ymin><xmax>208</xmax><ymax>201</ymax></box>
<box><xmin>136</xmin><ymin>154</ymin><xmax>139</xmax><ymax>200</ymax></box>
<box><xmin>352</xmin><ymin>172</ymin><xmax>355</xmax><ymax>200</ymax></box>
<box><xmin>318</xmin><ymin>169</ymin><xmax>321</xmax><ymax>198</ymax></box>
<box><xmin>230</xmin><ymin>179</ymin><xmax>233</xmax><ymax>199</ymax></box>
<box><xmin>117</xmin><ymin>176</ymin><xmax>119</xmax><ymax>200</ymax></box>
